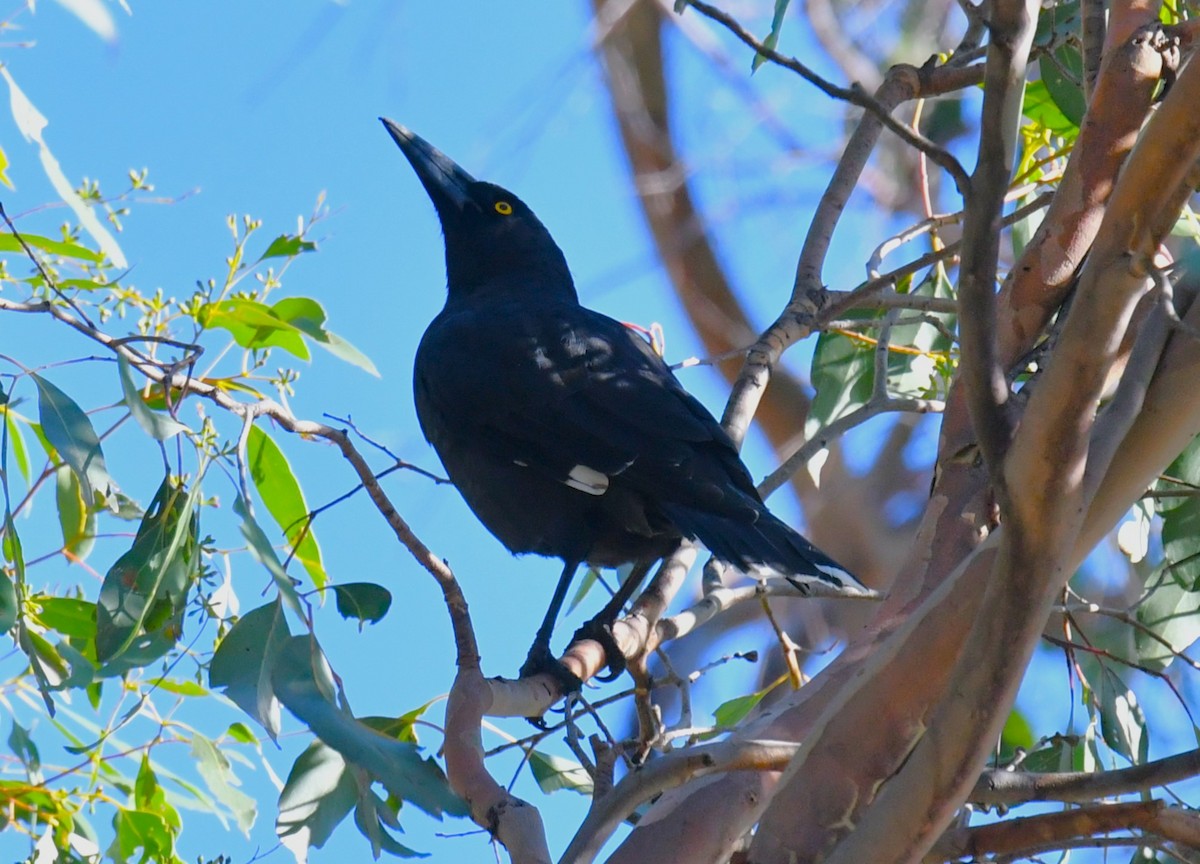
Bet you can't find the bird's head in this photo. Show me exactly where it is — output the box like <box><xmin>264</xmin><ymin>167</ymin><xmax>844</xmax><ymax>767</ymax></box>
<box><xmin>382</xmin><ymin>118</ymin><xmax>576</xmax><ymax>303</ymax></box>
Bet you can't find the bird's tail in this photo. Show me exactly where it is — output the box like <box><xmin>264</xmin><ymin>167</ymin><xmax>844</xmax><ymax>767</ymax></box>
<box><xmin>661</xmin><ymin>504</ymin><xmax>872</xmax><ymax>597</ymax></box>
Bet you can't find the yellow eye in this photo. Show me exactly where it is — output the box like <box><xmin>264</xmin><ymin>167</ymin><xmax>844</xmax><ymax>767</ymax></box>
<box><xmin>494</xmin><ymin>201</ymin><xmax>513</xmax><ymax>216</ymax></box>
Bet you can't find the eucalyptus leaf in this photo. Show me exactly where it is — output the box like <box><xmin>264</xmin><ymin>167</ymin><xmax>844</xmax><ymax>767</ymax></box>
<box><xmin>1097</xmin><ymin>667</ymin><xmax>1147</xmax><ymax>764</ymax></box>
<box><xmin>1039</xmin><ymin>43</ymin><xmax>1086</xmax><ymax>129</ymax></box>
<box><xmin>191</xmin><ymin>733</ymin><xmax>257</xmax><ymax>834</ymax></box>
<box><xmin>33</xmin><ymin>373</ymin><xmax>118</xmax><ymax>510</ymax></box>
<box><xmin>235</xmin><ymin>495</ymin><xmax>306</xmax><ymax>619</ymax></box>
<box><xmin>0</xmin><ymin>566</ymin><xmax>16</xmax><ymax>634</ymax></box>
<box><xmin>331</xmin><ymin>583</ymin><xmax>392</xmax><ymax>628</ymax></box>
<box><xmin>246</xmin><ymin>425</ymin><xmax>326</xmax><ymax>588</ymax></box>
<box><xmin>197</xmin><ymin>299</ymin><xmax>310</xmax><ymax>360</ymax></box>
<box><xmin>528</xmin><ymin>749</ymin><xmax>594</xmax><ymax>796</ymax></box>
<box><xmin>3</xmin><ymin>407</ymin><xmax>31</xmax><ymax>485</ymax></box>
<box><xmin>117</xmin><ymin>356</ymin><xmax>189</xmax><ymax>441</ymax></box>
<box><xmin>34</xmin><ymin>596</ymin><xmax>97</xmax><ymax>640</ymax></box>
<box><xmin>209</xmin><ymin>599</ymin><xmax>289</xmax><ymax>741</ymax></box>
<box><xmin>271</xmin><ymin>635</ymin><xmax>466</xmax><ymax>818</ymax></box>
<box><xmin>273</xmin><ymin>296</ymin><xmax>379</xmax><ymax>376</ymax></box>
<box><xmin>55</xmin><ymin>464</ymin><xmax>95</xmax><ymax>560</ymax></box>
<box><xmin>258</xmin><ymin>233</ymin><xmax>317</xmax><ymax>262</ymax></box>
<box><xmin>277</xmin><ymin>739</ymin><xmax>361</xmax><ymax>857</ymax></box>
<box><xmin>95</xmin><ymin>476</ymin><xmax>200</xmax><ymax>664</ymax></box>
<box><xmin>751</xmin><ymin>0</ymin><xmax>790</xmax><ymax>71</ymax></box>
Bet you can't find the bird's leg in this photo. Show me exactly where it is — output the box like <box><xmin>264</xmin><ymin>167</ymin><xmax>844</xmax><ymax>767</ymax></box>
<box><xmin>519</xmin><ymin>560</ymin><xmax>583</xmax><ymax>692</ymax></box>
<box><xmin>571</xmin><ymin>559</ymin><xmax>653</xmax><ymax>681</ymax></box>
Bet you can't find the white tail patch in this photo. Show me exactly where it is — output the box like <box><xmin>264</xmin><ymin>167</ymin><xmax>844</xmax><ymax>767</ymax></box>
<box><xmin>565</xmin><ymin>464</ymin><xmax>609</xmax><ymax>495</ymax></box>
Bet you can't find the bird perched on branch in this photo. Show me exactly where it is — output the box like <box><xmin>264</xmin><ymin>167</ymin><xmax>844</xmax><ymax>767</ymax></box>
<box><xmin>382</xmin><ymin>119</ymin><xmax>870</xmax><ymax>689</ymax></box>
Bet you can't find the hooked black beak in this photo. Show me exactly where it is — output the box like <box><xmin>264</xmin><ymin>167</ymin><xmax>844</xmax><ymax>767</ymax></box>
<box><xmin>380</xmin><ymin>118</ymin><xmax>476</xmax><ymax>215</ymax></box>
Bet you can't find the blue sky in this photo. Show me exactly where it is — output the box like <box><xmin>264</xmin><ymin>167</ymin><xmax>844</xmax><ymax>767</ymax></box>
<box><xmin>4</xmin><ymin>2</ymin><xmax>1191</xmax><ymax>863</ymax></box>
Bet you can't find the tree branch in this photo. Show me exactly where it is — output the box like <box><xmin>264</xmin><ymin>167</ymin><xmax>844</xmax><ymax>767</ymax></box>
<box><xmin>561</xmin><ymin>738</ymin><xmax>798</xmax><ymax>864</ymax></box>
<box><xmin>930</xmin><ymin>800</ymin><xmax>1200</xmax><ymax>861</ymax></box>
<box><xmin>954</xmin><ymin>0</ymin><xmax>1043</xmax><ymax>478</ymax></box>
<box><xmin>973</xmin><ymin>747</ymin><xmax>1200</xmax><ymax>805</ymax></box>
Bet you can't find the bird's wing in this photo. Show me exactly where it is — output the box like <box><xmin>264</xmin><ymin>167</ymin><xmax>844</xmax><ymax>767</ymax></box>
<box><xmin>415</xmin><ymin>300</ymin><xmax>759</xmax><ymax>511</ymax></box>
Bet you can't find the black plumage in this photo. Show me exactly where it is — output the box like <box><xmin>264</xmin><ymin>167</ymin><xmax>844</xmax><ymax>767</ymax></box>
<box><xmin>383</xmin><ymin>119</ymin><xmax>868</xmax><ymax>682</ymax></box>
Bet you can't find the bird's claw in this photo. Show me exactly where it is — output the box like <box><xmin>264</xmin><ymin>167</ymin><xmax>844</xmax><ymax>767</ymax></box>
<box><xmin>571</xmin><ymin>618</ymin><xmax>627</xmax><ymax>682</ymax></box>
<box><xmin>519</xmin><ymin>642</ymin><xmax>584</xmax><ymax>693</ymax></box>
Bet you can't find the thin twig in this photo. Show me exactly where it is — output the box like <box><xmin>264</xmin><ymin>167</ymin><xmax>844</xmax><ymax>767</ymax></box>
<box><xmin>678</xmin><ymin>1</ymin><xmax>972</xmax><ymax>196</ymax></box>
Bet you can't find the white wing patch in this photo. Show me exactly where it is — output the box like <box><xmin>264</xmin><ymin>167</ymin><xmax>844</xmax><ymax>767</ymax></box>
<box><xmin>565</xmin><ymin>464</ymin><xmax>609</xmax><ymax>496</ymax></box>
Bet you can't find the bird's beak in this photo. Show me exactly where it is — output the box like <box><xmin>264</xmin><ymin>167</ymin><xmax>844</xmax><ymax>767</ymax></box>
<box><xmin>380</xmin><ymin>118</ymin><xmax>476</xmax><ymax>214</ymax></box>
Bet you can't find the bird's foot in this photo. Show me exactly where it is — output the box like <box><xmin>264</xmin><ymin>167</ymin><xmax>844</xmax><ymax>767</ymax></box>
<box><xmin>570</xmin><ymin>618</ymin><xmax>627</xmax><ymax>682</ymax></box>
<box><xmin>519</xmin><ymin>642</ymin><xmax>583</xmax><ymax>729</ymax></box>
<box><xmin>519</xmin><ymin>641</ymin><xmax>584</xmax><ymax>693</ymax></box>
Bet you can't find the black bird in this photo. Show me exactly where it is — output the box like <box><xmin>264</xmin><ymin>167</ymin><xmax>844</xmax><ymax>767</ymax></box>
<box><xmin>383</xmin><ymin>119</ymin><xmax>869</xmax><ymax>685</ymax></box>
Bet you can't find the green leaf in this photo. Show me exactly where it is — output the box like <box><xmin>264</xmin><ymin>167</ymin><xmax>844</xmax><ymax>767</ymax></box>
<box><xmin>0</xmin><ymin>232</ymin><xmax>103</xmax><ymax>263</ymax></box>
<box><xmin>271</xmin><ymin>636</ymin><xmax>466</xmax><ymax>818</ymax></box>
<box><xmin>191</xmin><ymin>733</ymin><xmax>257</xmax><ymax>834</ymax></box>
<box><xmin>1034</xmin><ymin>0</ymin><xmax>1080</xmax><ymax>45</ymax></box>
<box><xmin>258</xmin><ymin>233</ymin><xmax>317</xmax><ymax>262</ymax></box>
<box><xmin>197</xmin><ymin>298</ymin><xmax>310</xmax><ymax>360</ymax></box>
<box><xmin>20</xmin><ymin>626</ymin><xmax>69</xmax><ymax>692</ymax></box>
<box><xmin>1012</xmin><ymin>191</ymin><xmax>1047</xmax><ymax>260</ymax></box>
<box><xmin>3</xmin><ymin>407</ymin><xmax>32</xmax><ymax>485</ymax></box>
<box><xmin>528</xmin><ymin>749</ymin><xmax>594</xmax><ymax>796</ymax></box>
<box><xmin>1173</xmin><ymin>208</ymin><xmax>1200</xmax><ymax>244</ymax></box>
<box><xmin>55</xmin><ymin>464</ymin><xmax>96</xmax><ymax>560</ymax></box>
<box><xmin>1039</xmin><ymin>43</ymin><xmax>1086</xmax><ymax>129</ymax></box>
<box><xmin>751</xmin><ymin>0</ymin><xmax>790</xmax><ymax>72</ymax></box>
<box><xmin>53</xmin><ymin>637</ymin><xmax>97</xmax><ymax>690</ymax></box>
<box><xmin>95</xmin><ymin>476</ymin><xmax>201</xmax><ymax>664</ymax></box>
<box><xmin>806</xmin><ymin>314</ymin><xmax>876</xmax><ymax>436</ymax></box>
<box><xmin>277</xmin><ymin>739</ymin><xmax>361</xmax><ymax>857</ymax></box>
<box><xmin>33</xmin><ymin>373</ymin><xmax>118</xmax><ymax>509</ymax></box>
<box><xmin>1135</xmin><ymin>566</ymin><xmax>1200</xmax><ymax>671</ymax></box>
<box><xmin>1097</xmin><ymin>667</ymin><xmax>1147</xmax><ymax>764</ymax></box>
<box><xmin>226</xmin><ymin>722</ymin><xmax>257</xmax><ymax>745</ymax></box>
<box><xmin>886</xmin><ymin>267</ymin><xmax>956</xmax><ymax>398</ymax></box>
<box><xmin>1021</xmin><ymin>738</ymin><xmax>1072</xmax><ymax>773</ymax></box>
<box><xmin>362</xmin><ymin>700</ymin><xmax>439</xmax><ymax>748</ymax></box>
<box><xmin>0</xmin><ymin>567</ymin><xmax>15</xmax><ymax>634</ymax></box>
<box><xmin>273</xmin><ymin>297</ymin><xmax>379</xmax><ymax>376</ymax></box>
<box><xmin>246</xmin><ymin>425</ymin><xmax>326</xmax><ymax>588</ymax></box>
<box><xmin>567</xmin><ymin>566</ymin><xmax>601</xmax><ymax>614</ymax></box>
<box><xmin>354</xmin><ymin>793</ymin><xmax>427</xmax><ymax>858</ymax></box>
<box><xmin>1154</xmin><ymin>436</ymin><xmax>1200</xmax><ymax>590</ymax></box>
<box><xmin>235</xmin><ymin>496</ymin><xmax>305</xmax><ymax>620</ymax></box>
<box><xmin>112</xmin><ymin>808</ymin><xmax>179</xmax><ymax>863</ymax></box>
<box><xmin>209</xmin><ymin>599</ymin><xmax>290</xmax><ymax>740</ymax></box>
<box><xmin>1022</xmin><ymin>79</ymin><xmax>1078</xmax><ymax>138</ymax></box>
<box><xmin>332</xmin><ymin>583</ymin><xmax>392</xmax><ymax>628</ymax></box>
<box><xmin>713</xmin><ymin>682</ymin><xmax>776</xmax><ymax>729</ymax></box>
<box><xmin>2</xmin><ymin>513</ymin><xmax>24</xmax><ymax>635</ymax></box>
<box><xmin>1000</xmin><ymin>709</ymin><xmax>1035</xmax><ymax>760</ymax></box>
<box><xmin>134</xmin><ymin>755</ymin><xmax>181</xmax><ymax>829</ymax></box>
<box><xmin>1162</xmin><ymin>500</ymin><xmax>1200</xmax><ymax>588</ymax></box>
<box><xmin>34</xmin><ymin>596</ymin><xmax>97</xmax><ymax>639</ymax></box>
<box><xmin>7</xmin><ymin>719</ymin><xmax>41</xmax><ymax>778</ymax></box>
<box><xmin>1156</xmin><ymin>433</ymin><xmax>1200</xmax><ymax>510</ymax></box>
<box><xmin>146</xmin><ymin>677</ymin><xmax>207</xmax><ymax>697</ymax></box>
<box><xmin>117</xmin><ymin>356</ymin><xmax>189</xmax><ymax>441</ymax></box>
